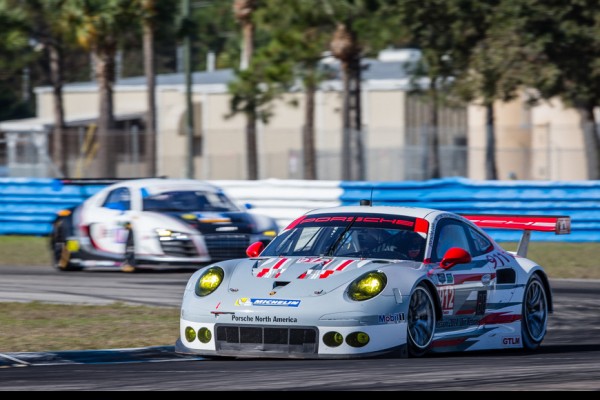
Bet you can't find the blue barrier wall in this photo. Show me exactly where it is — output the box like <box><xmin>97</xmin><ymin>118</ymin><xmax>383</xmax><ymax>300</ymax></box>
<box><xmin>0</xmin><ymin>179</ymin><xmax>106</xmax><ymax>235</ymax></box>
<box><xmin>1</xmin><ymin>177</ymin><xmax>599</xmax><ymax>242</ymax></box>
<box><xmin>340</xmin><ymin>177</ymin><xmax>600</xmax><ymax>242</ymax></box>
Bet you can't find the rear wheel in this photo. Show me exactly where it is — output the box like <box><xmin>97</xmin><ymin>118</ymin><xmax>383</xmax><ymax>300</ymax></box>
<box><xmin>407</xmin><ymin>284</ymin><xmax>436</xmax><ymax>357</ymax></box>
<box><xmin>521</xmin><ymin>274</ymin><xmax>549</xmax><ymax>351</ymax></box>
<box><xmin>120</xmin><ymin>227</ymin><xmax>137</xmax><ymax>273</ymax></box>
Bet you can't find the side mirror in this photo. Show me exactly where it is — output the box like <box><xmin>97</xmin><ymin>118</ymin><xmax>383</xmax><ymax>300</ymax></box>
<box><xmin>246</xmin><ymin>241</ymin><xmax>265</xmax><ymax>258</ymax></box>
<box><xmin>244</xmin><ymin>203</ymin><xmax>253</xmax><ymax>210</ymax></box>
<box><xmin>440</xmin><ymin>247</ymin><xmax>472</xmax><ymax>270</ymax></box>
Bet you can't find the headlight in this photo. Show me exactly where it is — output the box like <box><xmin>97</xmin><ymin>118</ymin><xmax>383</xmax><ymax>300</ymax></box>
<box><xmin>347</xmin><ymin>271</ymin><xmax>387</xmax><ymax>301</ymax></box>
<box><xmin>156</xmin><ymin>228</ymin><xmax>189</xmax><ymax>241</ymax></box>
<box><xmin>184</xmin><ymin>327</ymin><xmax>196</xmax><ymax>342</ymax></box>
<box><xmin>195</xmin><ymin>267</ymin><xmax>224</xmax><ymax>297</ymax></box>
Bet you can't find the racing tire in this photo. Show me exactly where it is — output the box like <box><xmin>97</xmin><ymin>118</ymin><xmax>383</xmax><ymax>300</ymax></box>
<box><xmin>51</xmin><ymin>220</ymin><xmax>82</xmax><ymax>272</ymax></box>
<box><xmin>120</xmin><ymin>227</ymin><xmax>138</xmax><ymax>273</ymax></box>
<box><xmin>407</xmin><ymin>283</ymin><xmax>436</xmax><ymax>357</ymax></box>
<box><xmin>521</xmin><ymin>274</ymin><xmax>549</xmax><ymax>351</ymax></box>
<box><xmin>52</xmin><ymin>240</ymin><xmax>82</xmax><ymax>272</ymax></box>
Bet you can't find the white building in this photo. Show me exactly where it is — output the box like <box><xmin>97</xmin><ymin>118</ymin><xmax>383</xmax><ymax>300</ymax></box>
<box><xmin>0</xmin><ymin>49</ymin><xmax>588</xmax><ymax>180</ymax></box>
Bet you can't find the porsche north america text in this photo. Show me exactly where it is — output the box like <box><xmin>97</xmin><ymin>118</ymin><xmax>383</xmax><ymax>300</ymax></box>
<box><xmin>231</xmin><ymin>315</ymin><xmax>298</xmax><ymax>323</ymax></box>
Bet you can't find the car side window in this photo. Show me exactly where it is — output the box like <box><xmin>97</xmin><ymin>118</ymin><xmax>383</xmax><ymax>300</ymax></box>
<box><xmin>102</xmin><ymin>188</ymin><xmax>131</xmax><ymax>211</ymax></box>
<box><xmin>432</xmin><ymin>219</ymin><xmax>470</xmax><ymax>262</ymax></box>
<box><xmin>467</xmin><ymin>227</ymin><xmax>494</xmax><ymax>257</ymax></box>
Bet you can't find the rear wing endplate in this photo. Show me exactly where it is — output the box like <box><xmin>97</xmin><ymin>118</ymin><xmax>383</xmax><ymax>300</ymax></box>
<box><xmin>462</xmin><ymin>214</ymin><xmax>571</xmax><ymax>257</ymax></box>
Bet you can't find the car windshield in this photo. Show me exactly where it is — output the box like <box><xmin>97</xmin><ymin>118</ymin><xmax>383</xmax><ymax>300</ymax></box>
<box><xmin>261</xmin><ymin>213</ymin><xmax>427</xmax><ymax>261</ymax></box>
<box><xmin>142</xmin><ymin>190</ymin><xmax>240</xmax><ymax>212</ymax></box>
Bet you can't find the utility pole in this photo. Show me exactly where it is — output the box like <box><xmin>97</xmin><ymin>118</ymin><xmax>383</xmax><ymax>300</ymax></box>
<box><xmin>183</xmin><ymin>0</ymin><xmax>195</xmax><ymax>179</ymax></box>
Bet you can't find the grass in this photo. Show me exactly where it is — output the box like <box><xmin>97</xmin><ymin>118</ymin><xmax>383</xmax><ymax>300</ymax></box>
<box><xmin>500</xmin><ymin>241</ymin><xmax>600</xmax><ymax>280</ymax></box>
<box><xmin>0</xmin><ymin>235</ymin><xmax>52</xmax><ymax>266</ymax></box>
<box><xmin>0</xmin><ymin>302</ymin><xmax>179</xmax><ymax>353</ymax></box>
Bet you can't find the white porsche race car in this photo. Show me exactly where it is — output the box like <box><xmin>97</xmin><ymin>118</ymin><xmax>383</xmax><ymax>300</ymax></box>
<box><xmin>176</xmin><ymin>202</ymin><xmax>570</xmax><ymax>359</ymax></box>
<box><xmin>50</xmin><ymin>178</ymin><xmax>279</xmax><ymax>272</ymax></box>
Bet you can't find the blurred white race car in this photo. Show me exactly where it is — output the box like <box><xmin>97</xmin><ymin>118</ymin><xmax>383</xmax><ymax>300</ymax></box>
<box><xmin>50</xmin><ymin>178</ymin><xmax>279</xmax><ymax>272</ymax></box>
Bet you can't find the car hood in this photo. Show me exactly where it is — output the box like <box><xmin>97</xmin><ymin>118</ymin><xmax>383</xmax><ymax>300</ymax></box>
<box><xmin>226</xmin><ymin>256</ymin><xmax>417</xmax><ymax>298</ymax></box>
<box><xmin>167</xmin><ymin>211</ymin><xmax>259</xmax><ymax>234</ymax></box>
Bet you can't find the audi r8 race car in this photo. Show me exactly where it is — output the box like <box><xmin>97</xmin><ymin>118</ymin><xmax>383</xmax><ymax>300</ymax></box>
<box><xmin>50</xmin><ymin>178</ymin><xmax>279</xmax><ymax>272</ymax></box>
<box><xmin>176</xmin><ymin>202</ymin><xmax>570</xmax><ymax>359</ymax></box>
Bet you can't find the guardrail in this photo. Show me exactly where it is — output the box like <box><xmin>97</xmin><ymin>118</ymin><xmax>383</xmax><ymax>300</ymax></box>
<box><xmin>339</xmin><ymin>177</ymin><xmax>600</xmax><ymax>242</ymax></box>
<box><xmin>0</xmin><ymin>177</ymin><xmax>598</xmax><ymax>242</ymax></box>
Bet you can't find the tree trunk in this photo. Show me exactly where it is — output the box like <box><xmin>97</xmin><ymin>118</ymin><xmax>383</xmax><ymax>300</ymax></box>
<box><xmin>241</xmin><ymin>22</ymin><xmax>254</xmax><ymax>71</ymax></box>
<box><xmin>246</xmin><ymin>109</ymin><xmax>258</xmax><ymax>180</ymax></box>
<box><xmin>330</xmin><ymin>22</ymin><xmax>361</xmax><ymax>181</ymax></box>
<box><xmin>485</xmin><ymin>102</ymin><xmax>498</xmax><ymax>180</ymax></box>
<box><xmin>241</xmin><ymin>20</ymin><xmax>258</xmax><ymax>180</ymax></box>
<box><xmin>143</xmin><ymin>21</ymin><xmax>157</xmax><ymax>177</ymax></box>
<box><xmin>303</xmin><ymin>82</ymin><xmax>317</xmax><ymax>180</ymax></box>
<box><xmin>48</xmin><ymin>43</ymin><xmax>66</xmax><ymax>177</ymax></box>
<box><xmin>93</xmin><ymin>45</ymin><xmax>117</xmax><ymax>178</ymax></box>
<box><xmin>578</xmin><ymin>106</ymin><xmax>600</xmax><ymax>180</ymax></box>
<box><xmin>426</xmin><ymin>82</ymin><xmax>440</xmax><ymax>179</ymax></box>
<box><xmin>350</xmin><ymin>56</ymin><xmax>364</xmax><ymax>181</ymax></box>
<box><xmin>341</xmin><ymin>61</ymin><xmax>351</xmax><ymax>180</ymax></box>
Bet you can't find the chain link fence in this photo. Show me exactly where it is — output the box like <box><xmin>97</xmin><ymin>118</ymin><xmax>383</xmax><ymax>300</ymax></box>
<box><xmin>0</xmin><ymin>127</ymin><xmax>588</xmax><ymax>181</ymax></box>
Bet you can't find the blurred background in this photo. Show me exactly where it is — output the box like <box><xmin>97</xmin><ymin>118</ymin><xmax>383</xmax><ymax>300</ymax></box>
<box><xmin>0</xmin><ymin>0</ymin><xmax>598</xmax><ymax>182</ymax></box>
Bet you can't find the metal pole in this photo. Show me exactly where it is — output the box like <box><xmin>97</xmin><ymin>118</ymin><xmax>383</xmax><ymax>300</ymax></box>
<box><xmin>183</xmin><ymin>0</ymin><xmax>195</xmax><ymax>179</ymax></box>
<box><xmin>132</xmin><ymin>124</ymin><xmax>139</xmax><ymax>176</ymax></box>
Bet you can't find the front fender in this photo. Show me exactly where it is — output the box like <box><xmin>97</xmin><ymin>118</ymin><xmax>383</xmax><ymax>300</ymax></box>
<box><xmin>377</xmin><ymin>264</ymin><xmax>443</xmax><ymax>321</ymax></box>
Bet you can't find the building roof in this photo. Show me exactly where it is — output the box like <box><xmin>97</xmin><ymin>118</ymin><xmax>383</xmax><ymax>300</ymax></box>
<box><xmin>34</xmin><ymin>49</ymin><xmax>423</xmax><ymax>93</ymax></box>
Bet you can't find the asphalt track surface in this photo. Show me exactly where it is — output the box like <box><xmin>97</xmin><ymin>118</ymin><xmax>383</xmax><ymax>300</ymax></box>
<box><xmin>1</xmin><ymin>266</ymin><xmax>599</xmax><ymax>390</ymax></box>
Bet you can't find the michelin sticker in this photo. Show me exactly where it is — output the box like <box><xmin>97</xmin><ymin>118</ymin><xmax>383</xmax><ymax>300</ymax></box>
<box><xmin>235</xmin><ymin>298</ymin><xmax>301</xmax><ymax>307</ymax></box>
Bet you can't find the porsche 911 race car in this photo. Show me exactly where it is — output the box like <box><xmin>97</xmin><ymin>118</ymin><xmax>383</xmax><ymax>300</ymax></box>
<box><xmin>50</xmin><ymin>178</ymin><xmax>279</xmax><ymax>272</ymax></box>
<box><xmin>176</xmin><ymin>202</ymin><xmax>570</xmax><ymax>359</ymax></box>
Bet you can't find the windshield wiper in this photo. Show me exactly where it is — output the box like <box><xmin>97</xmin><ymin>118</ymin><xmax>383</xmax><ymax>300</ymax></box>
<box><xmin>323</xmin><ymin>217</ymin><xmax>356</xmax><ymax>257</ymax></box>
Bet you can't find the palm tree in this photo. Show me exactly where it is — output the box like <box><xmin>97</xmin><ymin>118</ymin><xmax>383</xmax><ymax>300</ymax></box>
<box><xmin>256</xmin><ymin>0</ymin><xmax>335</xmax><ymax>180</ymax></box>
<box><xmin>8</xmin><ymin>0</ymin><xmax>70</xmax><ymax>176</ymax></box>
<box><xmin>66</xmin><ymin>0</ymin><xmax>137</xmax><ymax>177</ymax></box>
<box><xmin>0</xmin><ymin>2</ymin><xmax>32</xmax><ymax>120</ymax></box>
<box><xmin>322</xmin><ymin>0</ymin><xmax>389</xmax><ymax>181</ymax></box>
<box><xmin>330</xmin><ymin>21</ymin><xmax>363</xmax><ymax>180</ymax></box>
<box><xmin>233</xmin><ymin>0</ymin><xmax>258</xmax><ymax>180</ymax></box>
<box><xmin>138</xmin><ymin>0</ymin><xmax>157</xmax><ymax>177</ymax></box>
<box><xmin>134</xmin><ymin>0</ymin><xmax>177</xmax><ymax>177</ymax></box>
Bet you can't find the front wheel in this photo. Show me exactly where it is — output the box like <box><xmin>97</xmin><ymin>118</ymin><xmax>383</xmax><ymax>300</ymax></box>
<box><xmin>51</xmin><ymin>220</ymin><xmax>81</xmax><ymax>272</ymax></box>
<box><xmin>52</xmin><ymin>241</ymin><xmax>81</xmax><ymax>271</ymax></box>
<box><xmin>521</xmin><ymin>274</ymin><xmax>549</xmax><ymax>351</ymax></box>
<box><xmin>407</xmin><ymin>284</ymin><xmax>436</xmax><ymax>357</ymax></box>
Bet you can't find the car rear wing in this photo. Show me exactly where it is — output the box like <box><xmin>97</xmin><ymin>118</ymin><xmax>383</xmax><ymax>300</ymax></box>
<box><xmin>462</xmin><ymin>214</ymin><xmax>571</xmax><ymax>257</ymax></box>
<box><xmin>53</xmin><ymin>177</ymin><xmax>167</xmax><ymax>186</ymax></box>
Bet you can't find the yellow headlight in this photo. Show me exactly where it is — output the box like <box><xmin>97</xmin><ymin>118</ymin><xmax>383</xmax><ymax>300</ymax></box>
<box><xmin>346</xmin><ymin>331</ymin><xmax>370</xmax><ymax>347</ymax></box>
<box><xmin>348</xmin><ymin>271</ymin><xmax>387</xmax><ymax>301</ymax></box>
<box><xmin>198</xmin><ymin>327</ymin><xmax>212</xmax><ymax>344</ymax></box>
<box><xmin>185</xmin><ymin>326</ymin><xmax>196</xmax><ymax>342</ymax></box>
<box><xmin>195</xmin><ymin>267</ymin><xmax>224</xmax><ymax>297</ymax></box>
<box><xmin>323</xmin><ymin>331</ymin><xmax>344</xmax><ymax>347</ymax></box>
